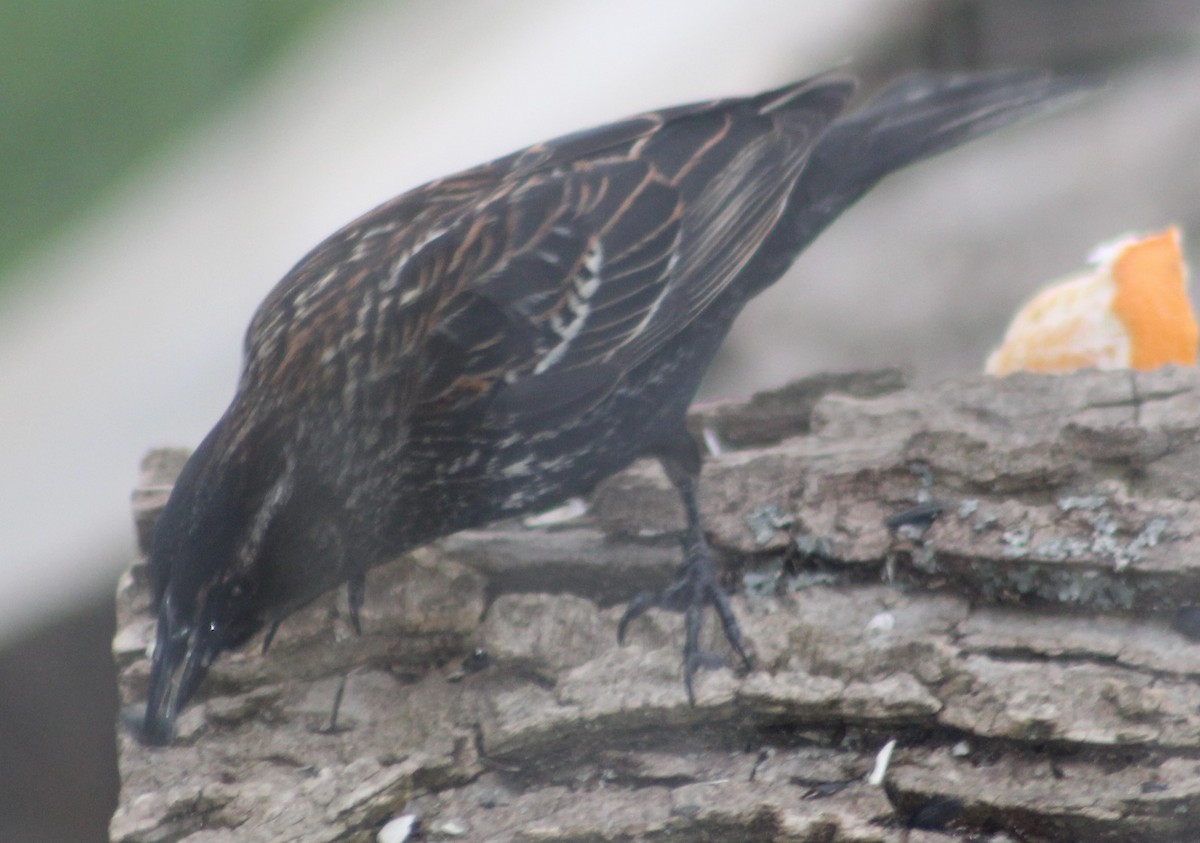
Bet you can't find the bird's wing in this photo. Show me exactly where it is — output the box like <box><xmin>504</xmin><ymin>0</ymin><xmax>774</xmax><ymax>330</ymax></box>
<box><xmin>239</xmin><ymin>76</ymin><xmax>854</xmax><ymax>428</ymax></box>
<box><xmin>408</xmin><ymin>157</ymin><xmax>682</xmax><ymax>422</ymax></box>
<box><xmin>415</xmin><ymin>77</ymin><xmax>855</xmax><ymax>426</ymax></box>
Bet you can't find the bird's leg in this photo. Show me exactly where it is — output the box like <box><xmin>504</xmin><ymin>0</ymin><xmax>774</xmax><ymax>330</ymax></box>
<box><xmin>618</xmin><ymin>430</ymin><xmax>750</xmax><ymax>702</ymax></box>
<box><xmin>346</xmin><ymin>572</ymin><xmax>365</xmax><ymax>636</ymax></box>
<box><xmin>320</xmin><ymin>576</ymin><xmax>364</xmax><ymax>737</ymax></box>
<box><xmin>319</xmin><ymin>673</ymin><xmax>350</xmax><ymax>734</ymax></box>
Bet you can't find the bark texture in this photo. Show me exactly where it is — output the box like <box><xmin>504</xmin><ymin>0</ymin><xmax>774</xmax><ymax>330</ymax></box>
<box><xmin>112</xmin><ymin>368</ymin><xmax>1200</xmax><ymax>842</ymax></box>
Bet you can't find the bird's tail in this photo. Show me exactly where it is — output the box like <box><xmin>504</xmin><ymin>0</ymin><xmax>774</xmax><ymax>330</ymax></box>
<box><xmin>823</xmin><ymin>70</ymin><xmax>1088</xmax><ymax>186</ymax></box>
<box><xmin>745</xmin><ymin>69</ymin><xmax>1094</xmax><ymax>293</ymax></box>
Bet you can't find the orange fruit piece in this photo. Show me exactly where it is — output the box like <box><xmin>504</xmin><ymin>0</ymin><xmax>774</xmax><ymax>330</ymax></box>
<box><xmin>986</xmin><ymin>227</ymin><xmax>1196</xmax><ymax>376</ymax></box>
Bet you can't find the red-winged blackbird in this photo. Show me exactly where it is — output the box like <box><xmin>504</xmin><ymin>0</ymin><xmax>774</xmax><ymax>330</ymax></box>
<box><xmin>142</xmin><ymin>70</ymin><xmax>1085</xmax><ymax>744</ymax></box>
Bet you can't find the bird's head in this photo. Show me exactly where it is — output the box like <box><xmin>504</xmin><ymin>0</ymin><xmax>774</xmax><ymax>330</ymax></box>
<box><xmin>142</xmin><ymin>557</ymin><xmax>262</xmax><ymax>745</ymax></box>
<box><xmin>140</xmin><ymin>419</ymin><xmax>309</xmax><ymax>745</ymax></box>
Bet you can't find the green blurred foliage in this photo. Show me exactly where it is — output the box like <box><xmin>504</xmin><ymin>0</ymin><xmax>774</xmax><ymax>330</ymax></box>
<box><xmin>0</xmin><ymin>1</ymin><xmax>338</xmax><ymax>286</ymax></box>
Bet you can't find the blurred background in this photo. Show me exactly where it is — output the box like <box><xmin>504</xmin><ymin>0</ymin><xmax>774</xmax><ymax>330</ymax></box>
<box><xmin>1</xmin><ymin>1</ymin><xmax>1198</xmax><ymax>840</ymax></box>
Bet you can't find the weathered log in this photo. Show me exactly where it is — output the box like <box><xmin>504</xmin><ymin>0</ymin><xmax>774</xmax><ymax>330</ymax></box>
<box><xmin>112</xmin><ymin>368</ymin><xmax>1200</xmax><ymax>842</ymax></box>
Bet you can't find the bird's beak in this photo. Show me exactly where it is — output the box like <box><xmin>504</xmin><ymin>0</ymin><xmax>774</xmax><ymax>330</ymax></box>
<box><xmin>141</xmin><ymin>598</ymin><xmax>212</xmax><ymax>746</ymax></box>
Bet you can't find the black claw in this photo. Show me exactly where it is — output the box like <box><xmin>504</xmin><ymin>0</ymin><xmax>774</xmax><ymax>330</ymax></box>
<box><xmin>346</xmin><ymin>573</ymin><xmax>365</xmax><ymax>635</ymax></box>
<box><xmin>261</xmin><ymin>620</ymin><xmax>281</xmax><ymax>655</ymax></box>
<box><xmin>683</xmin><ymin>661</ymin><xmax>697</xmax><ymax>705</ymax></box>
<box><xmin>618</xmin><ymin>589</ymin><xmax>658</xmax><ymax>643</ymax></box>
<box><xmin>682</xmin><ymin>601</ymin><xmax>703</xmax><ymax>705</ymax></box>
<box><xmin>711</xmin><ymin>583</ymin><xmax>751</xmax><ymax>670</ymax></box>
<box><xmin>617</xmin><ymin>536</ymin><xmax>750</xmax><ymax>702</ymax></box>
<box><xmin>682</xmin><ymin>649</ymin><xmax>728</xmax><ymax>705</ymax></box>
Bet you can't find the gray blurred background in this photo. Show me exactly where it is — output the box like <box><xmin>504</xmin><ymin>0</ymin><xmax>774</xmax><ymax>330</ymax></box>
<box><xmin>2</xmin><ymin>1</ymin><xmax>1198</xmax><ymax>840</ymax></box>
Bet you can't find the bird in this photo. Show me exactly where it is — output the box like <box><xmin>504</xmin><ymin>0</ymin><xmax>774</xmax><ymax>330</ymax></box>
<box><xmin>141</xmin><ymin>68</ymin><xmax>1086</xmax><ymax>745</ymax></box>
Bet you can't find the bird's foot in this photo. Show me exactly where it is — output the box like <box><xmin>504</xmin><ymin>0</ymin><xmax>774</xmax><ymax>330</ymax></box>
<box><xmin>618</xmin><ymin>536</ymin><xmax>750</xmax><ymax>703</ymax></box>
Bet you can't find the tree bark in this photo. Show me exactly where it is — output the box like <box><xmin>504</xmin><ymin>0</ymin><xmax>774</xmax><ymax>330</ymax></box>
<box><xmin>112</xmin><ymin>367</ymin><xmax>1200</xmax><ymax>842</ymax></box>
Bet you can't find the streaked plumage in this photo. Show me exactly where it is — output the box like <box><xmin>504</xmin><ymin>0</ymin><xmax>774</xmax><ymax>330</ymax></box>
<box><xmin>143</xmin><ymin>69</ymin><xmax>1086</xmax><ymax>744</ymax></box>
